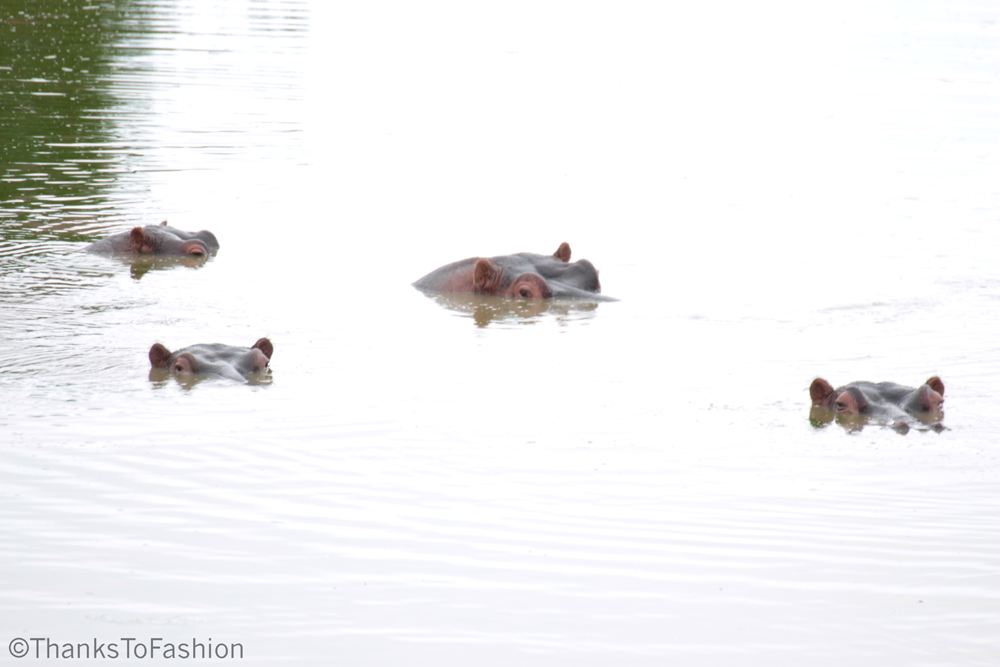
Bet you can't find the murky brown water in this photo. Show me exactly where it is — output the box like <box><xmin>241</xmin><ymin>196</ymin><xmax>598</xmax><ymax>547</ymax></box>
<box><xmin>2</xmin><ymin>1</ymin><xmax>999</xmax><ymax>664</ymax></box>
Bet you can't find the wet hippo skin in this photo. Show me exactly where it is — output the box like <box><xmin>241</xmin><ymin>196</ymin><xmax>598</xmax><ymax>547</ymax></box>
<box><xmin>88</xmin><ymin>221</ymin><xmax>220</xmax><ymax>256</ymax></box>
<box><xmin>810</xmin><ymin>376</ymin><xmax>944</xmax><ymax>429</ymax></box>
<box><xmin>413</xmin><ymin>242</ymin><xmax>611</xmax><ymax>300</ymax></box>
<box><xmin>149</xmin><ymin>338</ymin><xmax>273</xmax><ymax>382</ymax></box>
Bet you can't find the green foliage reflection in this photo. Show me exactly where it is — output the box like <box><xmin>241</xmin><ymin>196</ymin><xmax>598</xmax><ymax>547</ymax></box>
<box><xmin>1</xmin><ymin>0</ymin><xmax>135</xmax><ymax>238</ymax></box>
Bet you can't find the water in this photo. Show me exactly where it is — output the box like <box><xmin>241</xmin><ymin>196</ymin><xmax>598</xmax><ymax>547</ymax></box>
<box><xmin>2</xmin><ymin>0</ymin><xmax>999</xmax><ymax>664</ymax></box>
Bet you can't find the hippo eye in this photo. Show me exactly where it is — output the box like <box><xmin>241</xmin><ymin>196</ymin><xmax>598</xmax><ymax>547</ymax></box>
<box><xmin>835</xmin><ymin>401</ymin><xmax>848</xmax><ymax>412</ymax></box>
<box><xmin>173</xmin><ymin>358</ymin><xmax>195</xmax><ymax>373</ymax></box>
<box><xmin>519</xmin><ymin>288</ymin><xmax>531</xmax><ymax>298</ymax></box>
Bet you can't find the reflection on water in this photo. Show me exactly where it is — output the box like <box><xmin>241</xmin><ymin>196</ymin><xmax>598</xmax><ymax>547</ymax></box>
<box><xmin>0</xmin><ymin>0</ymin><xmax>142</xmax><ymax>241</ymax></box>
<box><xmin>148</xmin><ymin>366</ymin><xmax>272</xmax><ymax>389</ymax></box>
<box><xmin>0</xmin><ymin>0</ymin><xmax>309</xmax><ymax>255</ymax></box>
<box><xmin>418</xmin><ymin>290</ymin><xmax>602</xmax><ymax>328</ymax></box>
<box><xmin>95</xmin><ymin>253</ymin><xmax>213</xmax><ymax>280</ymax></box>
<box><xmin>808</xmin><ymin>405</ymin><xmax>946</xmax><ymax>434</ymax></box>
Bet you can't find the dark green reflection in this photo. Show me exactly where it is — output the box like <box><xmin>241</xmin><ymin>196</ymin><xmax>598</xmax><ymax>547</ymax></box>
<box><xmin>0</xmin><ymin>0</ymin><xmax>136</xmax><ymax>240</ymax></box>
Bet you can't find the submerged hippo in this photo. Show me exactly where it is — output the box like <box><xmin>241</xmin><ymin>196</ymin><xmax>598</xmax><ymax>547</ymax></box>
<box><xmin>88</xmin><ymin>221</ymin><xmax>219</xmax><ymax>256</ymax></box>
<box><xmin>809</xmin><ymin>376</ymin><xmax>944</xmax><ymax>432</ymax></box>
<box><xmin>413</xmin><ymin>242</ymin><xmax>610</xmax><ymax>300</ymax></box>
<box><xmin>149</xmin><ymin>338</ymin><xmax>273</xmax><ymax>382</ymax></box>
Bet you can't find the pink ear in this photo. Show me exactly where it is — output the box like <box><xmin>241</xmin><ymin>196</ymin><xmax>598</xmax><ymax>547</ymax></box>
<box><xmin>473</xmin><ymin>258</ymin><xmax>500</xmax><ymax>293</ymax></box>
<box><xmin>129</xmin><ymin>227</ymin><xmax>148</xmax><ymax>252</ymax></box>
<box><xmin>809</xmin><ymin>378</ymin><xmax>834</xmax><ymax>405</ymax></box>
<box><xmin>925</xmin><ymin>376</ymin><xmax>944</xmax><ymax>396</ymax></box>
<box><xmin>252</xmin><ymin>337</ymin><xmax>273</xmax><ymax>360</ymax></box>
<box><xmin>553</xmin><ymin>242</ymin><xmax>571</xmax><ymax>262</ymax></box>
<box><xmin>149</xmin><ymin>343</ymin><xmax>172</xmax><ymax>368</ymax></box>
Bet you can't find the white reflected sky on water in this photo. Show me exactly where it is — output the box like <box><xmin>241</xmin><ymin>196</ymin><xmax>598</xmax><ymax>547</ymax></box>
<box><xmin>1</xmin><ymin>0</ymin><xmax>999</xmax><ymax>665</ymax></box>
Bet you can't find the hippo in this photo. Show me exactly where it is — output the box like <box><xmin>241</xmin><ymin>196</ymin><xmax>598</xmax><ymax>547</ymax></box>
<box><xmin>149</xmin><ymin>338</ymin><xmax>273</xmax><ymax>382</ymax></box>
<box><xmin>88</xmin><ymin>221</ymin><xmax>219</xmax><ymax>256</ymax></box>
<box><xmin>413</xmin><ymin>242</ymin><xmax>612</xmax><ymax>300</ymax></box>
<box><xmin>809</xmin><ymin>376</ymin><xmax>944</xmax><ymax>433</ymax></box>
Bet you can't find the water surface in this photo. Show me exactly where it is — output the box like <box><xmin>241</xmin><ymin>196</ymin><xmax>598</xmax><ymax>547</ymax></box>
<box><xmin>2</xmin><ymin>0</ymin><xmax>999</xmax><ymax>664</ymax></box>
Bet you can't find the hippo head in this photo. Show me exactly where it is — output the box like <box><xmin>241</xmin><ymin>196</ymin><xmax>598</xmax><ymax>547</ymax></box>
<box><xmin>412</xmin><ymin>241</ymin><xmax>611</xmax><ymax>300</ymax></box>
<box><xmin>809</xmin><ymin>376</ymin><xmax>945</xmax><ymax>416</ymax></box>
<box><xmin>129</xmin><ymin>226</ymin><xmax>210</xmax><ymax>256</ymax></box>
<box><xmin>470</xmin><ymin>242</ymin><xmax>581</xmax><ymax>299</ymax></box>
<box><xmin>149</xmin><ymin>338</ymin><xmax>273</xmax><ymax>381</ymax></box>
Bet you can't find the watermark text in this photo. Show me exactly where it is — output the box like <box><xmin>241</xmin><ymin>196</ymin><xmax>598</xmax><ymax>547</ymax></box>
<box><xmin>9</xmin><ymin>637</ymin><xmax>243</xmax><ymax>660</ymax></box>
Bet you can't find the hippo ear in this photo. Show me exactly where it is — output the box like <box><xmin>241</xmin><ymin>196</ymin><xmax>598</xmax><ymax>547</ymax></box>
<box><xmin>473</xmin><ymin>258</ymin><xmax>501</xmax><ymax>293</ymax></box>
<box><xmin>159</xmin><ymin>220</ymin><xmax>168</xmax><ymax>226</ymax></box>
<box><xmin>809</xmin><ymin>378</ymin><xmax>835</xmax><ymax>406</ymax></box>
<box><xmin>553</xmin><ymin>242</ymin><xmax>571</xmax><ymax>262</ymax></box>
<box><xmin>149</xmin><ymin>343</ymin><xmax>172</xmax><ymax>368</ymax></box>
<box><xmin>925</xmin><ymin>376</ymin><xmax>944</xmax><ymax>396</ymax></box>
<box><xmin>252</xmin><ymin>337</ymin><xmax>273</xmax><ymax>360</ymax></box>
<box><xmin>129</xmin><ymin>227</ymin><xmax>148</xmax><ymax>252</ymax></box>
